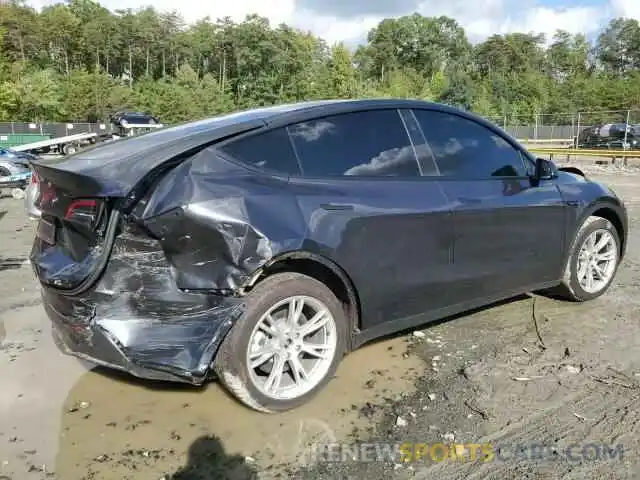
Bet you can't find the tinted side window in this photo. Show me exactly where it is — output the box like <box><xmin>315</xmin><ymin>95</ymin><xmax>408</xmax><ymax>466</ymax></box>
<box><xmin>413</xmin><ymin>110</ymin><xmax>526</xmax><ymax>178</ymax></box>
<box><xmin>220</xmin><ymin>128</ymin><xmax>301</xmax><ymax>175</ymax></box>
<box><xmin>288</xmin><ymin>110</ymin><xmax>420</xmax><ymax>177</ymax></box>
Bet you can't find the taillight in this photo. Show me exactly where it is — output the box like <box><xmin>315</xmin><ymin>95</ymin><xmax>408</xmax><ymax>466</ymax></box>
<box><xmin>65</xmin><ymin>199</ymin><xmax>101</xmax><ymax>229</ymax></box>
<box><xmin>31</xmin><ymin>171</ymin><xmax>38</xmax><ymax>184</ymax></box>
<box><xmin>38</xmin><ymin>180</ymin><xmax>58</xmax><ymax>208</ymax></box>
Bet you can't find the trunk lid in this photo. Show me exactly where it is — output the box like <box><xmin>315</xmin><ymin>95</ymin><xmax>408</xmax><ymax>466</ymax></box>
<box><xmin>30</xmin><ymin>164</ymin><xmax>118</xmax><ymax>292</ymax></box>
<box><xmin>29</xmin><ymin>115</ymin><xmax>265</xmax><ymax>293</ymax></box>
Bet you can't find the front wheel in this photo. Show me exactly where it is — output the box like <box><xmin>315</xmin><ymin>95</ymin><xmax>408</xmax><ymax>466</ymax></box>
<box><xmin>213</xmin><ymin>272</ymin><xmax>348</xmax><ymax>413</ymax></box>
<box><xmin>554</xmin><ymin>216</ymin><xmax>621</xmax><ymax>301</ymax></box>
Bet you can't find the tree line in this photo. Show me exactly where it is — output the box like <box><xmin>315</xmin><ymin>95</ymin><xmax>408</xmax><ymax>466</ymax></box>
<box><xmin>1</xmin><ymin>0</ymin><xmax>639</xmax><ymax>125</ymax></box>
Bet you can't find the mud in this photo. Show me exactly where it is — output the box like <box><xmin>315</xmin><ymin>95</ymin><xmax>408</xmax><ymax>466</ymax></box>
<box><xmin>1</xmin><ymin>161</ymin><xmax>640</xmax><ymax>479</ymax></box>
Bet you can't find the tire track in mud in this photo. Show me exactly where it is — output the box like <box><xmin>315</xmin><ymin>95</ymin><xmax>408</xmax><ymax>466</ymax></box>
<box><xmin>288</xmin><ymin>289</ymin><xmax>640</xmax><ymax>480</ymax></box>
<box><xmin>414</xmin><ymin>382</ymin><xmax>640</xmax><ymax>480</ymax></box>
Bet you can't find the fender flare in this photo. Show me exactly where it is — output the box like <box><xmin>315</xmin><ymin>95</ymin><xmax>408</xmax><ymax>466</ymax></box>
<box><xmin>244</xmin><ymin>250</ymin><xmax>362</xmax><ymax>345</ymax></box>
<box><xmin>568</xmin><ymin>198</ymin><xmax>627</xmax><ymax>261</ymax></box>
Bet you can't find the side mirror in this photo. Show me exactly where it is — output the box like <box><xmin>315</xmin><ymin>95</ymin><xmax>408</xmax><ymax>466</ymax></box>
<box><xmin>534</xmin><ymin>157</ymin><xmax>557</xmax><ymax>181</ymax></box>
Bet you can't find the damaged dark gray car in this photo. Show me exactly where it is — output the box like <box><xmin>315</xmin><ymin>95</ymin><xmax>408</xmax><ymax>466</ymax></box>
<box><xmin>30</xmin><ymin>99</ymin><xmax>628</xmax><ymax>413</ymax></box>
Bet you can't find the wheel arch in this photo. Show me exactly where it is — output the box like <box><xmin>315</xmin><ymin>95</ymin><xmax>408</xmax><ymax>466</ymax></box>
<box><xmin>575</xmin><ymin>199</ymin><xmax>627</xmax><ymax>261</ymax></box>
<box><xmin>242</xmin><ymin>250</ymin><xmax>362</xmax><ymax>351</ymax></box>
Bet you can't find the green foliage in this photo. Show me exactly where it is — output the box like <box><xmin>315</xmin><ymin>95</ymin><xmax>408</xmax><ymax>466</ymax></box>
<box><xmin>0</xmin><ymin>3</ymin><xmax>639</xmax><ymax>123</ymax></box>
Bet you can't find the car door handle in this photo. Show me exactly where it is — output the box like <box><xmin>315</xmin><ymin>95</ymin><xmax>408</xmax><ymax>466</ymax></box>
<box><xmin>320</xmin><ymin>203</ymin><xmax>355</xmax><ymax>211</ymax></box>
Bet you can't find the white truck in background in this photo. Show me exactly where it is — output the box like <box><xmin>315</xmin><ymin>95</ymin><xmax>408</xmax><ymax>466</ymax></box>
<box><xmin>11</xmin><ymin>132</ymin><xmax>99</xmax><ymax>156</ymax></box>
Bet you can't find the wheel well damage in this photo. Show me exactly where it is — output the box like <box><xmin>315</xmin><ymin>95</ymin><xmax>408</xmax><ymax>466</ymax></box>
<box><xmin>132</xmin><ymin>149</ymin><xmax>363</xmax><ymax>348</ymax></box>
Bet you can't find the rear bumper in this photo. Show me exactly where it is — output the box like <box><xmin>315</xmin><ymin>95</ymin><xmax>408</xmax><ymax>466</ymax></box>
<box><xmin>44</xmin><ymin>288</ymin><xmax>244</xmax><ymax>384</ymax></box>
<box><xmin>38</xmin><ymin>229</ymin><xmax>246</xmax><ymax>385</ymax></box>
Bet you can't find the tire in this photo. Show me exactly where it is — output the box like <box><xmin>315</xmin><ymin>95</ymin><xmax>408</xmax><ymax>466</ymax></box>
<box><xmin>62</xmin><ymin>143</ymin><xmax>78</xmax><ymax>155</ymax></box>
<box><xmin>0</xmin><ymin>167</ymin><xmax>10</xmax><ymax>177</ymax></box>
<box><xmin>213</xmin><ymin>272</ymin><xmax>348</xmax><ymax>413</ymax></box>
<box><xmin>553</xmin><ymin>216</ymin><xmax>621</xmax><ymax>302</ymax></box>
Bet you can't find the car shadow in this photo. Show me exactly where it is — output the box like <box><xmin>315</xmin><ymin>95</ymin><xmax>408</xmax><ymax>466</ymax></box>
<box><xmin>0</xmin><ymin>210</ymin><xmax>6</xmax><ymax>221</ymax></box>
<box><xmin>166</xmin><ymin>434</ymin><xmax>258</xmax><ymax>479</ymax></box>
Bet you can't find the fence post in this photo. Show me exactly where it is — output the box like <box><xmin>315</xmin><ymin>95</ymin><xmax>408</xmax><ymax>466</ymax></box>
<box><xmin>534</xmin><ymin>112</ymin><xmax>539</xmax><ymax>140</ymax></box>
<box><xmin>623</xmin><ymin>109</ymin><xmax>631</xmax><ymax>150</ymax></box>
<box><xmin>10</xmin><ymin>122</ymin><xmax>14</xmax><ymax>134</ymax></box>
<box><xmin>575</xmin><ymin>112</ymin><xmax>581</xmax><ymax>149</ymax></box>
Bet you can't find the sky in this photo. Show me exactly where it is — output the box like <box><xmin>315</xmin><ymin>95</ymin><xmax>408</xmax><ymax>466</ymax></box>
<box><xmin>27</xmin><ymin>0</ymin><xmax>640</xmax><ymax>46</ymax></box>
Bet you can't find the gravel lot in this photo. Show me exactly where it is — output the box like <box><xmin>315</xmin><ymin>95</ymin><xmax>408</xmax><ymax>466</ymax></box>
<box><xmin>1</xmin><ymin>161</ymin><xmax>640</xmax><ymax>479</ymax></box>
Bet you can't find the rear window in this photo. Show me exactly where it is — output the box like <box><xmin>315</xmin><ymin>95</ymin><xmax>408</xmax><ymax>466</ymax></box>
<box><xmin>220</xmin><ymin>128</ymin><xmax>301</xmax><ymax>176</ymax></box>
<box><xmin>288</xmin><ymin>109</ymin><xmax>420</xmax><ymax>177</ymax></box>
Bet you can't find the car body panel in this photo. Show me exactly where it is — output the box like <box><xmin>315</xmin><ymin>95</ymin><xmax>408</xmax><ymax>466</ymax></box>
<box><xmin>42</xmin><ymin>224</ymin><xmax>244</xmax><ymax>383</ymax></box>
<box><xmin>287</xmin><ymin>175</ymin><xmax>454</xmax><ymax>328</ymax></box>
<box><xmin>553</xmin><ymin>169</ymin><xmax>628</xmax><ymax>259</ymax></box>
<box><xmin>437</xmin><ymin>177</ymin><xmax>566</xmax><ymax>304</ymax></box>
<box><xmin>29</xmin><ymin>99</ymin><xmax>629</xmax><ymax>384</ymax></box>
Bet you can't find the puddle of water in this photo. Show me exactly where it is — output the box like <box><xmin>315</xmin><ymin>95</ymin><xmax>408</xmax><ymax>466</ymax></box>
<box><xmin>55</xmin><ymin>335</ymin><xmax>423</xmax><ymax>478</ymax></box>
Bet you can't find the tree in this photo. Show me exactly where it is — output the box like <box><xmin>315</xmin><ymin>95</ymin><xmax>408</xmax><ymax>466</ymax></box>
<box><xmin>596</xmin><ymin>18</ymin><xmax>640</xmax><ymax>74</ymax></box>
<box><xmin>0</xmin><ymin>3</ymin><xmax>637</xmax><ymax>125</ymax></box>
<box><xmin>16</xmin><ymin>69</ymin><xmax>63</xmax><ymax>121</ymax></box>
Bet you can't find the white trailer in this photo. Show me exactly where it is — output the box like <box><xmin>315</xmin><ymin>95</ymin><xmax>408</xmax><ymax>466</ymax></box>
<box><xmin>11</xmin><ymin>132</ymin><xmax>99</xmax><ymax>156</ymax></box>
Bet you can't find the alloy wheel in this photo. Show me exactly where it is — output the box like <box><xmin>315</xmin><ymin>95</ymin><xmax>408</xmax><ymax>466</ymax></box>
<box><xmin>576</xmin><ymin>228</ymin><xmax>618</xmax><ymax>294</ymax></box>
<box><xmin>246</xmin><ymin>295</ymin><xmax>337</xmax><ymax>400</ymax></box>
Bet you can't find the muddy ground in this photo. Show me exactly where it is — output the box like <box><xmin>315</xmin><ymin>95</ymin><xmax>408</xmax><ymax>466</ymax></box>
<box><xmin>1</xmin><ymin>161</ymin><xmax>640</xmax><ymax>479</ymax></box>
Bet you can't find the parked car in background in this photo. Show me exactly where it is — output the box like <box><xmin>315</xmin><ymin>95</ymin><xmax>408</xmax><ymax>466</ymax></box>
<box><xmin>109</xmin><ymin>111</ymin><xmax>164</xmax><ymax>138</ymax></box>
<box><xmin>110</xmin><ymin>110</ymin><xmax>160</xmax><ymax>127</ymax></box>
<box><xmin>0</xmin><ymin>147</ymin><xmax>38</xmax><ymax>173</ymax></box>
<box><xmin>30</xmin><ymin>99</ymin><xmax>628</xmax><ymax>413</ymax></box>
<box><xmin>576</xmin><ymin>123</ymin><xmax>640</xmax><ymax>149</ymax></box>
<box><xmin>0</xmin><ymin>148</ymin><xmax>36</xmax><ymax>200</ymax></box>
<box><xmin>0</xmin><ymin>148</ymin><xmax>41</xmax><ymax>218</ymax></box>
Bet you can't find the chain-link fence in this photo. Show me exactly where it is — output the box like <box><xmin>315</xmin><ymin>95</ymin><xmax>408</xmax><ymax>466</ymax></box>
<box><xmin>0</xmin><ymin>122</ymin><xmax>115</xmax><ymax>138</ymax></box>
<box><xmin>486</xmin><ymin>109</ymin><xmax>640</xmax><ymax>142</ymax></box>
<box><xmin>3</xmin><ymin>109</ymin><xmax>640</xmax><ymax>144</ymax></box>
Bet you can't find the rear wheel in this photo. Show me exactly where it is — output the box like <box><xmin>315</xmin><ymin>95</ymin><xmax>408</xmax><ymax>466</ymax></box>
<box><xmin>553</xmin><ymin>216</ymin><xmax>620</xmax><ymax>301</ymax></box>
<box><xmin>214</xmin><ymin>272</ymin><xmax>347</xmax><ymax>413</ymax></box>
<box><xmin>62</xmin><ymin>143</ymin><xmax>78</xmax><ymax>155</ymax></box>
